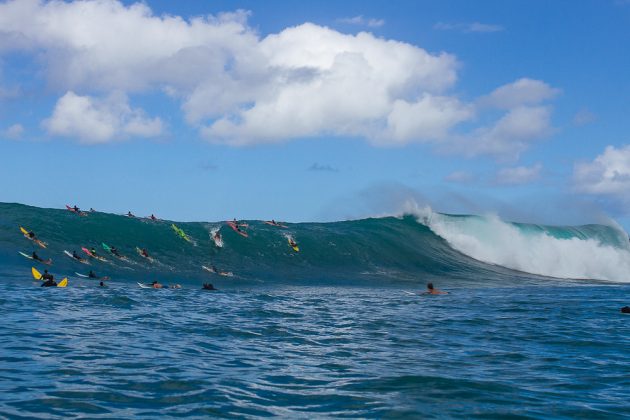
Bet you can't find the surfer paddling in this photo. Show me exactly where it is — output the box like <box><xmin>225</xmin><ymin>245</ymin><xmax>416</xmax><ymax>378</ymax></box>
<box><xmin>422</xmin><ymin>282</ymin><xmax>448</xmax><ymax>295</ymax></box>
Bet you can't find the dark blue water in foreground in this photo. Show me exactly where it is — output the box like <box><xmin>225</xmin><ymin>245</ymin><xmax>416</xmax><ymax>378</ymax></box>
<box><xmin>1</xmin><ymin>278</ymin><xmax>629</xmax><ymax>418</ymax></box>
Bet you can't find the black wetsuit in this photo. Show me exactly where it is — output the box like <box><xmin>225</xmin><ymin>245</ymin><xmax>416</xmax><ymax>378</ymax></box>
<box><xmin>89</xmin><ymin>271</ymin><xmax>97</xmax><ymax>279</ymax></box>
<box><xmin>41</xmin><ymin>274</ymin><xmax>56</xmax><ymax>287</ymax></box>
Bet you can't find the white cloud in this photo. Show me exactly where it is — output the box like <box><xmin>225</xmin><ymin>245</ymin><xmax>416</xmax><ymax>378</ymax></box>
<box><xmin>434</xmin><ymin>22</ymin><xmax>504</xmax><ymax>33</ymax></box>
<box><xmin>43</xmin><ymin>91</ymin><xmax>163</xmax><ymax>143</ymax></box>
<box><xmin>0</xmin><ymin>1</ymin><xmax>559</xmax><ymax>158</ymax></box>
<box><xmin>452</xmin><ymin>105</ymin><xmax>554</xmax><ymax>161</ymax></box>
<box><xmin>574</xmin><ymin>145</ymin><xmax>630</xmax><ymax>196</ymax></box>
<box><xmin>496</xmin><ymin>163</ymin><xmax>542</xmax><ymax>185</ymax></box>
<box><xmin>480</xmin><ymin>78</ymin><xmax>560</xmax><ymax>109</ymax></box>
<box><xmin>337</xmin><ymin>15</ymin><xmax>385</xmax><ymax>28</ymax></box>
<box><xmin>202</xmin><ymin>23</ymin><xmax>462</xmax><ymax>145</ymax></box>
<box><xmin>1</xmin><ymin>123</ymin><xmax>24</xmax><ymax>139</ymax></box>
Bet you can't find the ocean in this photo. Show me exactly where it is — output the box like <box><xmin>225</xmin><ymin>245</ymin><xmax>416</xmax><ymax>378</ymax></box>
<box><xmin>1</xmin><ymin>202</ymin><xmax>629</xmax><ymax>418</ymax></box>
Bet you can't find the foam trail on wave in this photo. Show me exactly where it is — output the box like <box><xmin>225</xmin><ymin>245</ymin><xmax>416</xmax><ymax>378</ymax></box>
<box><xmin>410</xmin><ymin>205</ymin><xmax>630</xmax><ymax>282</ymax></box>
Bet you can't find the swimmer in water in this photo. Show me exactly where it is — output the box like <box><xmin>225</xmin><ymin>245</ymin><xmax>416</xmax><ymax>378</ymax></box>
<box><xmin>422</xmin><ymin>282</ymin><xmax>448</xmax><ymax>295</ymax></box>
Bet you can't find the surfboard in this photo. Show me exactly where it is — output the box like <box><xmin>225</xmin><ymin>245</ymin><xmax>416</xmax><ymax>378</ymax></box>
<box><xmin>210</xmin><ymin>228</ymin><xmax>224</xmax><ymax>248</ymax></box>
<box><xmin>264</xmin><ymin>221</ymin><xmax>288</xmax><ymax>228</ymax></box>
<box><xmin>202</xmin><ymin>265</ymin><xmax>233</xmax><ymax>277</ymax></box>
<box><xmin>171</xmin><ymin>224</ymin><xmax>193</xmax><ymax>243</ymax></box>
<box><xmin>64</xmin><ymin>250</ymin><xmax>90</xmax><ymax>264</ymax></box>
<box><xmin>66</xmin><ymin>204</ymin><xmax>87</xmax><ymax>216</ymax></box>
<box><xmin>57</xmin><ymin>278</ymin><xmax>68</xmax><ymax>287</ymax></box>
<box><xmin>287</xmin><ymin>236</ymin><xmax>299</xmax><ymax>252</ymax></box>
<box><xmin>137</xmin><ymin>282</ymin><xmax>153</xmax><ymax>289</ymax></box>
<box><xmin>19</xmin><ymin>251</ymin><xmax>33</xmax><ymax>260</ymax></box>
<box><xmin>20</xmin><ymin>226</ymin><xmax>47</xmax><ymax>248</ymax></box>
<box><xmin>32</xmin><ymin>267</ymin><xmax>42</xmax><ymax>280</ymax></box>
<box><xmin>82</xmin><ymin>247</ymin><xmax>108</xmax><ymax>262</ymax></box>
<box><xmin>136</xmin><ymin>247</ymin><xmax>154</xmax><ymax>262</ymax></box>
<box><xmin>19</xmin><ymin>251</ymin><xmax>52</xmax><ymax>265</ymax></box>
<box><xmin>75</xmin><ymin>272</ymin><xmax>89</xmax><ymax>278</ymax></box>
<box><xmin>227</xmin><ymin>221</ymin><xmax>248</xmax><ymax>237</ymax></box>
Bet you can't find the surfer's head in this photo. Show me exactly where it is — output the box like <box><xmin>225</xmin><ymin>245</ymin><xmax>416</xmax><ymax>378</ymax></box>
<box><xmin>622</xmin><ymin>306</ymin><xmax>630</xmax><ymax>314</ymax></box>
<box><xmin>427</xmin><ymin>283</ymin><xmax>434</xmax><ymax>290</ymax></box>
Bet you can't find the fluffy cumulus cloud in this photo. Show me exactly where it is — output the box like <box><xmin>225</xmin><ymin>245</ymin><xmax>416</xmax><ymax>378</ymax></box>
<box><xmin>0</xmin><ymin>0</ymin><xmax>558</xmax><ymax>156</ymax></box>
<box><xmin>495</xmin><ymin>163</ymin><xmax>542</xmax><ymax>185</ymax></box>
<box><xmin>43</xmin><ymin>91</ymin><xmax>163</xmax><ymax>143</ymax></box>
<box><xmin>574</xmin><ymin>145</ymin><xmax>630</xmax><ymax>196</ymax></box>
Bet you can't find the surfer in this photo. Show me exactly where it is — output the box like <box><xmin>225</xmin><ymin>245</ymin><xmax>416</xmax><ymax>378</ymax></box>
<box><xmin>213</xmin><ymin>231</ymin><xmax>222</xmax><ymax>242</ymax></box>
<box><xmin>73</xmin><ymin>205</ymin><xmax>80</xmax><ymax>212</ymax></box>
<box><xmin>90</xmin><ymin>208</ymin><xmax>95</xmax><ymax>212</ymax></box>
<box><xmin>150</xmin><ymin>281</ymin><xmax>164</xmax><ymax>289</ymax></box>
<box><xmin>288</xmin><ymin>237</ymin><xmax>298</xmax><ymax>248</ymax></box>
<box><xmin>40</xmin><ymin>270</ymin><xmax>56</xmax><ymax>287</ymax></box>
<box><xmin>622</xmin><ymin>306</ymin><xmax>630</xmax><ymax>314</ymax></box>
<box><xmin>110</xmin><ymin>246</ymin><xmax>121</xmax><ymax>257</ymax></box>
<box><xmin>423</xmin><ymin>282</ymin><xmax>448</xmax><ymax>295</ymax></box>
<box><xmin>127</xmin><ymin>211</ymin><xmax>135</xmax><ymax>218</ymax></box>
<box><xmin>90</xmin><ymin>247</ymin><xmax>98</xmax><ymax>257</ymax></box>
<box><xmin>140</xmin><ymin>248</ymin><xmax>150</xmax><ymax>258</ymax></box>
<box><xmin>202</xmin><ymin>283</ymin><xmax>217</xmax><ymax>290</ymax></box>
<box><xmin>99</xmin><ymin>281</ymin><xmax>105</xmax><ymax>287</ymax></box>
<box><xmin>170</xmin><ymin>284</ymin><xmax>182</xmax><ymax>289</ymax></box>
<box><xmin>89</xmin><ymin>270</ymin><xmax>97</xmax><ymax>279</ymax></box>
<box><xmin>72</xmin><ymin>250</ymin><xmax>84</xmax><ymax>261</ymax></box>
<box><xmin>31</xmin><ymin>251</ymin><xmax>43</xmax><ymax>262</ymax></box>
<box><xmin>150</xmin><ymin>214</ymin><xmax>157</xmax><ymax>221</ymax></box>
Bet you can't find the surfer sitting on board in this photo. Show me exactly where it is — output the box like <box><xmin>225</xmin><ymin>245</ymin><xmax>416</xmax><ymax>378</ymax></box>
<box><xmin>202</xmin><ymin>283</ymin><xmax>217</xmax><ymax>290</ymax></box>
<box><xmin>422</xmin><ymin>283</ymin><xmax>448</xmax><ymax>295</ymax></box>
<box><xmin>40</xmin><ymin>270</ymin><xmax>56</xmax><ymax>287</ymax></box>
<box><xmin>127</xmin><ymin>211</ymin><xmax>135</xmax><ymax>218</ymax></box>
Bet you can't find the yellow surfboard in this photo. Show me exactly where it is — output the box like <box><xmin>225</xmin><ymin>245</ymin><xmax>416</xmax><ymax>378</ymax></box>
<box><xmin>32</xmin><ymin>267</ymin><xmax>67</xmax><ymax>287</ymax></box>
<box><xmin>20</xmin><ymin>226</ymin><xmax>29</xmax><ymax>235</ymax></box>
<box><xmin>288</xmin><ymin>238</ymin><xmax>299</xmax><ymax>252</ymax></box>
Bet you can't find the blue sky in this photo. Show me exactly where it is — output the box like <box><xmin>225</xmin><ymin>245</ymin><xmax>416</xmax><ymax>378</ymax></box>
<box><xmin>1</xmin><ymin>0</ymin><xmax>629</xmax><ymax>228</ymax></box>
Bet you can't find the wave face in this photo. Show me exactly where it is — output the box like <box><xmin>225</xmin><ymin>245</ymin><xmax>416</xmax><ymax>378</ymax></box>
<box><xmin>1</xmin><ymin>203</ymin><xmax>629</xmax><ymax>284</ymax></box>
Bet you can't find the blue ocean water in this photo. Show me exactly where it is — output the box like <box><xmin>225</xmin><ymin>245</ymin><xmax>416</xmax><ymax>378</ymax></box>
<box><xmin>1</xmin><ymin>203</ymin><xmax>630</xmax><ymax>417</ymax></box>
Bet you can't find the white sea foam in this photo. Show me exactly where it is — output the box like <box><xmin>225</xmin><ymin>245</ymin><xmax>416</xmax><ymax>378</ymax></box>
<box><xmin>409</xmin><ymin>204</ymin><xmax>630</xmax><ymax>282</ymax></box>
